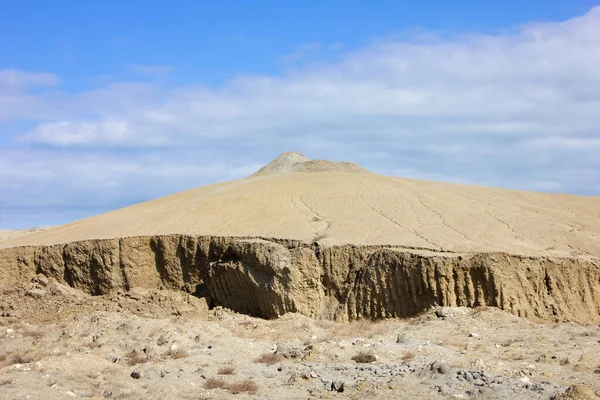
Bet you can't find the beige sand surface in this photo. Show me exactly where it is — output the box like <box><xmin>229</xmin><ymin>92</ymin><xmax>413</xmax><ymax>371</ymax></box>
<box><xmin>2</xmin><ymin>152</ymin><xmax>599</xmax><ymax>258</ymax></box>
<box><xmin>0</xmin><ymin>228</ymin><xmax>48</xmax><ymax>243</ymax></box>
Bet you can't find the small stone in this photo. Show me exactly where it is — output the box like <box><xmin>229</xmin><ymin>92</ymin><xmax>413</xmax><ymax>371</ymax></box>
<box><xmin>396</xmin><ymin>334</ymin><xmax>409</xmax><ymax>344</ymax></box>
<box><xmin>130</xmin><ymin>370</ymin><xmax>142</xmax><ymax>379</ymax></box>
<box><xmin>25</xmin><ymin>288</ymin><xmax>47</xmax><ymax>299</ymax></box>
<box><xmin>331</xmin><ymin>381</ymin><xmax>345</xmax><ymax>393</ymax></box>
<box><xmin>473</xmin><ymin>378</ymin><xmax>485</xmax><ymax>387</ymax></box>
<box><xmin>36</xmin><ymin>275</ymin><xmax>50</xmax><ymax>287</ymax></box>
<box><xmin>276</xmin><ymin>342</ymin><xmax>302</xmax><ymax>358</ymax></box>
<box><xmin>430</xmin><ymin>361</ymin><xmax>444</xmax><ymax>373</ymax></box>
<box><xmin>468</xmin><ymin>333</ymin><xmax>480</xmax><ymax>338</ymax></box>
<box><xmin>287</xmin><ymin>372</ymin><xmax>298</xmax><ymax>385</ymax></box>
<box><xmin>434</xmin><ymin>307</ymin><xmax>470</xmax><ymax>319</ymax></box>
<box><xmin>65</xmin><ymin>391</ymin><xmax>76</xmax><ymax>398</ymax></box>
<box><xmin>156</xmin><ymin>336</ymin><xmax>168</xmax><ymax>346</ymax></box>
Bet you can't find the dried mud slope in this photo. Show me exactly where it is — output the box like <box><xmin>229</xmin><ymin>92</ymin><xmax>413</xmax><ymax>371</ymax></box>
<box><xmin>1</xmin><ymin>153</ymin><xmax>599</xmax><ymax>323</ymax></box>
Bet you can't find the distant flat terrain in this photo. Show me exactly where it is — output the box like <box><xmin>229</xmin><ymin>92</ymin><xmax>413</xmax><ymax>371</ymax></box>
<box><xmin>0</xmin><ymin>228</ymin><xmax>48</xmax><ymax>243</ymax></box>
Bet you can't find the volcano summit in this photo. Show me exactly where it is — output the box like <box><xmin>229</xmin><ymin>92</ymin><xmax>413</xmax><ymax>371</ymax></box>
<box><xmin>1</xmin><ymin>152</ymin><xmax>599</xmax><ymax>322</ymax></box>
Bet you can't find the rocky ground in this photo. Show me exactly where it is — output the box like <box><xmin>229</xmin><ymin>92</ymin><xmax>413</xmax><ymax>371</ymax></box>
<box><xmin>1</xmin><ymin>276</ymin><xmax>599</xmax><ymax>399</ymax></box>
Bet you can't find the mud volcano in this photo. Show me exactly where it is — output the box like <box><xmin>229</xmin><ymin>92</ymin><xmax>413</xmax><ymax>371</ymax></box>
<box><xmin>1</xmin><ymin>152</ymin><xmax>599</xmax><ymax>322</ymax></box>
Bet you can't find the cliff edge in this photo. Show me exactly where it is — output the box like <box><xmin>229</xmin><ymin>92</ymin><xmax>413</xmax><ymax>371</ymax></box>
<box><xmin>1</xmin><ymin>152</ymin><xmax>599</xmax><ymax>322</ymax></box>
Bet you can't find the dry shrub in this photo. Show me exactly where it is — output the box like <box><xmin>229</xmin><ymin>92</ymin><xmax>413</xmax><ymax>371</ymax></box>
<box><xmin>0</xmin><ymin>379</ymin><xmax>11</xmax><ymax>386</ymax></box>
<box><xmin>254</xmin><ymin>352</ymin><xmax>283</xmax><ymax>365</ymax></box>
<box><xmin>401</xmin><ymin>350</ymin><xmax>416</xmax><ymax>362</ymax></box>
<box><xmin>352</xmin><ymin>351</ymin><xmax>376</xmax><ymax>364</ymax></box>
<box><xmin>165</xmin><ymin>348</ymin><xmax>188</xmax><ymax>359</ymax></box>
<box><xmin>218</xmin><ymin>366</ymin><xmax>237</xmax><ymax>375</ymax></box>
<box><xmin>23</xmin><ymin>329</ymin><xmax>43</xmax><ymax>340</ymax></box>
<box><xmin>228</xmin><ymin>379</ymin><xmax>258</xmax><ymax>394</ymax></box>
<box><xmin>204</xmin><ymin>377</ymin><xmax>227</xmax><ymax>390</ymax></box>
<box><xmin>125</xmin><ymin>349</ymin><xmax>150</xmax><ymax>366</ymax></box>
<box><xmin>6</xmin><ymin>352</ymin><xmax>38</xmax><ymax>365</ymax></box>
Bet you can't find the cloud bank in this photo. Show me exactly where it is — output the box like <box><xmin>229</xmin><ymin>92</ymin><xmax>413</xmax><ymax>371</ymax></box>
<box><xmin>1</xmin><ymin>8</ymin><xmax>600</xmax><ymax>228</ymax></box>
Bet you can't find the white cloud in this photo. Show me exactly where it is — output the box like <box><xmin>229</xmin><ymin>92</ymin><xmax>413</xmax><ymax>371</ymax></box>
<box><xmin>2</xmin><ymin>7</ymin><xmax>600</xmax><ymax>227</ymax></box>
<box><xmin>0</xmin><ymin>69</ymin><xmax>59</xmax><ymax>88</ymax></box>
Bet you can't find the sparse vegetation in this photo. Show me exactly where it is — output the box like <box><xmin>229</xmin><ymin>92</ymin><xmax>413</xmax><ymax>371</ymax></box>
<box><xmin>22</xmin><ymin>329</ymin><xmax>43</xmax><ymax>340</ymax></box>
<box><xmin>352</xmin><ymin>351</ymin><xmax>376</xmax><ymax>364</ymax></box>
<box><xmin>228</xmin><ymin>379</ymin><xmax>259</xmax><ymax>394</ymax></box>
<box><xmin>204</xmin><ymin>377</ymin><xmax>227</xmax><ymax>390</ymax></box>
<box><xmin>218</xmin><ymin>366</ymin><xmax>237</xmax><ymax>375</ymax></box>
<box><xmin>165</xmin><ymin>347</ymin><xmax>188</xmax><ymax>359</ymax></box>
<box><xmin>254</xmin><ymin>352</ymin><xmax>283</xmax><ymax>365</ymax></box>
<box><xmin>125</xmin><ymin>349</ymin><xmax>151</xmax><ymax>366</ymax></box>
<box><xmin>2</xmin><ymin>264</ymin><xmax>598</xmax><ymax>399</ymax></box>
<box><xmin>204</xmin><ymin>377</ymin><xmax>258</xmax><ymax>394</ymax></box>
<box><xmin>6</xmin><ymin>353</ymin><xmax>38</xmax><ymax>366</ymax></box>
<box><xmin>401</xmin><ymin>350</ymin><xmax>416</xmax><ymax>362</ymax></box>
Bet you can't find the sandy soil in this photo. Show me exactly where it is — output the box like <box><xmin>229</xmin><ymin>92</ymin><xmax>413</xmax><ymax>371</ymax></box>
<box><xmin>2</xmin><ymin>152</ymin><xmax>599</xmax><ymax>259</ymax></box>
<box><xmin>1</xmin><ymin>277</ymin><xmax>598</xmax><ymax>400</ymax></box>
<box><xmin>0</xmin><ymin>228</ymin><xmax>49</xmax><ymax>243</ymax></box>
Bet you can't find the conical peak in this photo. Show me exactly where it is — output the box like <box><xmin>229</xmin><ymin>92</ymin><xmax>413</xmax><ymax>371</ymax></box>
<box><xmin>271</xmin><ymin>152</ymin><xmax>310</xmax><ymax>166</ymax></box>
<box><xmin>252</xmin><ymin>152</ymin><xmax>369</xmax><ymax>176</ymax></box>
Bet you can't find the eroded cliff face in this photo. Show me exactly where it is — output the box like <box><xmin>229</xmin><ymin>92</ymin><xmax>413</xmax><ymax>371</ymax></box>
<box><xmin>1</xmin><ymin>235</ymin><xmax>599</xmax><ymax>323</ymax></box>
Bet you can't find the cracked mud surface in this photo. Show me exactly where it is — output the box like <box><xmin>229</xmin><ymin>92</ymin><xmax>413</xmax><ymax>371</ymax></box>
<box><xmin>2</xmin><ymin>153</ymin><xmax>599</xmax><ymax>260</ymax></box>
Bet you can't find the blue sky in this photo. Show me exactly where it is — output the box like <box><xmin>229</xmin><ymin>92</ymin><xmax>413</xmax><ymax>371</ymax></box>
<box><xmin>2</xmin><ymin>1</ymin><xmax>596</xmax><ymax>88</ymax></box>
<box><xmin>1</xmin><ymin>0</ymin><xmax>600</xmax><ymax>229</ymax></box>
